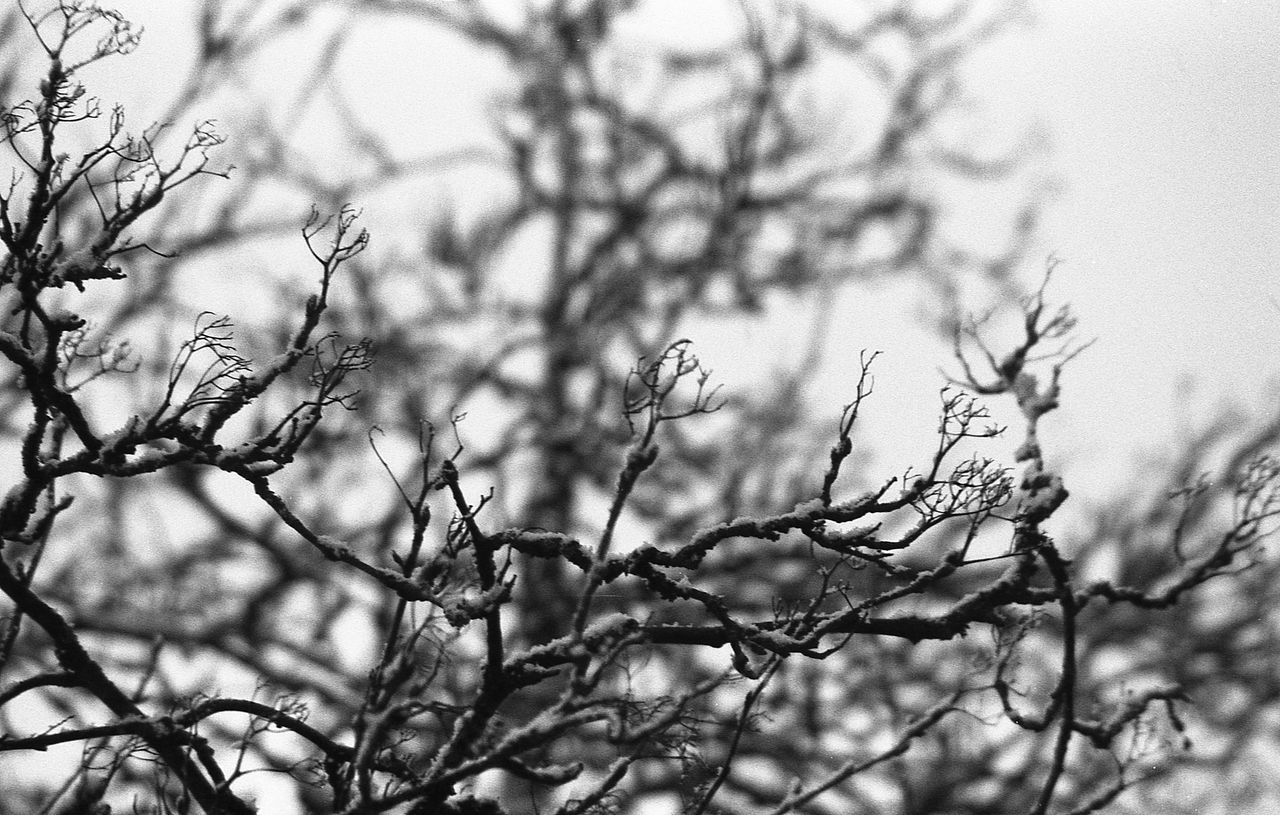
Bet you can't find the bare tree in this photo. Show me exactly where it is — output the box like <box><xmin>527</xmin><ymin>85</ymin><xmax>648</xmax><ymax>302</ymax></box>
<box><xmin>2</xmin><ymin>3</ymin><xmax>1279</xmax><ymax>815</ymax></box>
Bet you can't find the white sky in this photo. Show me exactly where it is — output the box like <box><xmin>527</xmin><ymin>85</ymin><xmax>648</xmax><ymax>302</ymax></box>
<box><xmin>1009</xmin><ymin>1</ymin><xmax>1280</xmax><ymax>500</ymax></box>
<box><xmin>67</xmin><ymin>0</ymin><xmax>1280</xmax><ymax>506</ymax></box>
<box><xmin>753</xmin><ymin>0</ymin><xmax>1280</xmax><ymax>505</ymax></box>
<box><xmin>1024</xmin><ymin>0</ymin><xmax>1280</xmax><ymax>481</ymax></box>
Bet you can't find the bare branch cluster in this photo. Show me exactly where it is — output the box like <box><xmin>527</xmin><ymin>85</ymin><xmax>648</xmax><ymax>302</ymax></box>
<box><xmin>1</xmin><ymin>3</ymin><xmax>1277</xmax><ymax>815</ymax></box>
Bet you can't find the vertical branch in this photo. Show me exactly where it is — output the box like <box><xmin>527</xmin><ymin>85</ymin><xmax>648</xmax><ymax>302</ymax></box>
<box><xmin>950</xmin><ymin>269</ymin><xmax>1093</xmax><ymax>813</ymax></box>
<box><xmin>440</xmin><ymin>458</ymin><xmax>506</xmax><ymax>687</ymax></box>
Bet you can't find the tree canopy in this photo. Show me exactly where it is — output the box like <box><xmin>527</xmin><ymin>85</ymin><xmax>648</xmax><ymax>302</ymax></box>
<box><xmin>2</xmin><ymin>3</ymin><xmax>1278</xmax><ymax>814</ymax></box>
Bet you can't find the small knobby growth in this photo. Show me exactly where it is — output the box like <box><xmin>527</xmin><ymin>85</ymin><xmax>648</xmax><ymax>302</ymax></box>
<box><xmin>1</xmin><ymin>6</ymin><xmax>1277</xmax><ymax>815</ymax></box>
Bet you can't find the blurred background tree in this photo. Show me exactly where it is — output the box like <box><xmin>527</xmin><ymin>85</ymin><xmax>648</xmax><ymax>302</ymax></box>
<box><xmin>2</xmin><ymin>2</ymin><xmax>1278</xmax><ymax>814</ymax></box>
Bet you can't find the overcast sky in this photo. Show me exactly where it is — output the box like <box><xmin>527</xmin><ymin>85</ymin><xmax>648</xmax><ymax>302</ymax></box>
<box><xmin>1027</xmin><ymin>0</ymin><xmax>1280</xmax><ymax>483</ymax></box>
<box><xmin>82</xmin><ymin>0</ymin><xmax>1280</xmax><ymax>508</ymax></box>
<box><xmin>762</xmin><ymin>0</ymin><xmax>1280</xmax><ymax>505</ymax></box>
